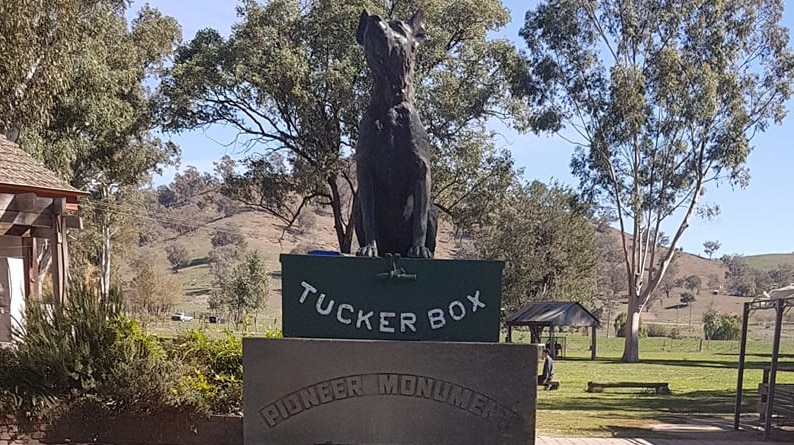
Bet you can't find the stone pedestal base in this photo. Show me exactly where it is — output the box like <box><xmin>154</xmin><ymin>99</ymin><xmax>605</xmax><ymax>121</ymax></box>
<box><xmin>243</xmin><ymin>338</ymin><xmax>536</xmax><ymax>445</ymax></box>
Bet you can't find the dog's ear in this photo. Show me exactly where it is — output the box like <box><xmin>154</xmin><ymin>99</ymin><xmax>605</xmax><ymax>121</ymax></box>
<box><xmin>408</xmin><ymin>9</ymin><xmax>426</xmax><ymax>43</ymax></box>
<box><xmin>356</xmin><ymin>10</ymin><xmax>369</xmax><ymax>45</ymax></box>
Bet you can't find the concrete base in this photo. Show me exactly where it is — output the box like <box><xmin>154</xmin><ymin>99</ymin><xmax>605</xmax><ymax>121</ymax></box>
<box><xmin>243</xmin><ymin>337</ymin><xmax>536</xmax><ymax>445</ymax></box>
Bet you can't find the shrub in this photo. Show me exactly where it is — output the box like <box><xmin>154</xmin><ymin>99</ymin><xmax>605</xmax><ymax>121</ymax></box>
<box><xmin>645</xmin><ymin>324</ymin><xmax>670</xmax><ymax>338</ymax></box>
<box><xmin>3</xmin><ymin>281</ymin><xmax>183</xmax><ymax>417</ymax></box>
<box><xmin>703</xmin><ymin>309</ymin><xmax>741</xmax><ymax>340</ymax></box>
<box><xmin>210</xmin><ymin>224</ymin><xmax>247</xmax><ymax>248</ymax></box>
<box><xmin>166</xmin><ymin>244</ymin><xmax>191</xmax><ymax>271</ymax></box>
<box><xmin>166</xmin><ymin>330</ymin><xmax>243</xmax><ymax>414</ymax></box>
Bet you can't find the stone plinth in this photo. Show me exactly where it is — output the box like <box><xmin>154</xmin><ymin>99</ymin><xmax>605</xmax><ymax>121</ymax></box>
<box><xmin>243</xmin><ymin>337</ymin><xmax>536</xmax><ymax>445</ymax></box>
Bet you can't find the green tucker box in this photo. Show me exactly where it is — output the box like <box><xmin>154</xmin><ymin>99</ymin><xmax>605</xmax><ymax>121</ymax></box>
<box><xmin>280</xmin><ymin>254</ymin><xmax>504</xmax><ymax>342</ymax></box>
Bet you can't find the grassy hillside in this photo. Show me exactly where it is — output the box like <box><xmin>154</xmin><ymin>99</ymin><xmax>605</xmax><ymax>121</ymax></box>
<box><xmin>128</xmin><ymin>201</ymin><xmax>793</xmax><ymax>338</ymax></box>
<box><xmin>744</xmin><ymin>253</ymin><xmax>794</xmax><ymax>271</ymax></box>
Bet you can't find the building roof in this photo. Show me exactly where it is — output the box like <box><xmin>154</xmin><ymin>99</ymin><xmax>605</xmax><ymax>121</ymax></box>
<box><xmin>506</xmin><ymin>301</ymin><xmax>600</xmax><ymax>328</ymax></box>
<box><xmin>0</xmin><ymin>136</ymin><xmax>86</xmax><ymax>196</ymax></box>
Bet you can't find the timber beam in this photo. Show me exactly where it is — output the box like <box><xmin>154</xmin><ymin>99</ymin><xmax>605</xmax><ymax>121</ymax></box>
<box><xmin>0</xmin><ymin>192</ymin><xmax>82</xmax><ymax>235</ymax></box>
<box><xmin>0</xmin><ymin>216</ymin><xmax>83</xmax><ymax>236</ymax></box>
<box><xmin>0</xmin><ymin>193</ymin><xmax>55</xmax><ymax>214</ymax></box>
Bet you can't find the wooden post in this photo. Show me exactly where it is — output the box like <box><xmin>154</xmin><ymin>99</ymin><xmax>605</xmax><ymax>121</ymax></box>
<box><xmin>763</xmin><ymin>299</ymin><xmax>786</xmax><ymax>440</ymax></box>
<box><xmin>506</xmin><ymin>325</ymin><xmax>512</xmax><ymax>343</ymax></box>
<box><xmin>734</xmin><ymin>302</ymin><xmax>751</xmax><ymax>431</ymax></box>
<box><xmin>22</xmin><ymin>237</ymin><xmax>38</xmax><ymax>299</ymax></box>
<box><xmin>591</xmin><ymin>325</ymin><xmax>597</xmax><ymax>360</ymax></box>
<box><xmin>50</xmin><ymin>198</ymin><xmax>68</xmax><ymax>310</ymax></box>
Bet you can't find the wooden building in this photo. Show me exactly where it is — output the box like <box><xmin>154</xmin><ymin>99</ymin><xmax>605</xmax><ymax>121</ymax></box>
<box><xmin>0</xmin><ymin>136</ymin><xmax>86</xmax><ymax>343</ymax></box>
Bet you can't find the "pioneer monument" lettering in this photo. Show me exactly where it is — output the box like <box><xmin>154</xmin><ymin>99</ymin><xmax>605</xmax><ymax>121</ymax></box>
<box><xmin>258</xmin><ymin>373</ymin><xmax>518</xmax><ymax>429</ymax></box>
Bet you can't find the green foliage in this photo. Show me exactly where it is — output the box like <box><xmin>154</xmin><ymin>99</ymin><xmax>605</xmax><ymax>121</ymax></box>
<box><xmin>683</xmin><ymin>275</ymin><xmax>702</xmax><ymax>294</ymax></box>
<box><xmin>0</xmin><ymin>0</ymin><xmax>84</xmax><ymax>134</ymax></box>
<box><xmin>720</xmin><ymin>254</ymin><xmax>792</xmax><ymax>296</ymax></box>
<box><xmin>721</xmin><ymin>254</ymin><xmax>757</xmax><ymax>296</ymax></box>
<box><xmin>703</xmin><ymin>310</ymin><xmax>741</xmax><ymax>341</ymax></box>
<box><xmin>166</xmin><ymin>244</ymin><xmax>191</xmax><ymax>271</ymax></box>
<box><xmin>166</xmin><ymin>330</ymin><xmax>242</xmax><ymax>414</ymax></box>
<box><xmin>679</xmin><ymin>292</ymin><xmax>696</xmax><ymax>305</ymax></box>
<box><xmin>595</xmin><ymin>220</ymin><xmax>627</xmax><ymax>300</ymax></box>
<box><xmin>19</xmin><ymin>2</ymin><xmax>181</xmax><ymax>185</ymax></box>
<box><xmin>1</xmin><ymin>281</ymin><xmax>182</xmax><ymax>417</ymax></box>
<box><xmin>478</xmin><ymin>180</ymin><xmax>596</xmax><ymax>312</ymax></box>
<box><xmin>211</xmin><ymin>251</ymin><xmax>269</xmax><ymax>321</ymax></box>
<box><xmin>17</xmin><ymin>1</ymin><xmax>181</xmax><ymax>296</ymax></box>
<box><xmin>703</xmin><ymin>240</ymin><xmax>721</xmax><ymax>259</ymax></box>
<box><xmin>680</xmin><ymin>292</ymin><xmax>696</xmax><ymax>327</ymax></box>
<box><xmin>156</xmin><ymin>0</ymin><xmax>529</xmax><ymax>252</ymax></box>
<box><xmin>520</xmin><ymin>0</ymin><xmax>794</xmax><ymax>362</ymax></box>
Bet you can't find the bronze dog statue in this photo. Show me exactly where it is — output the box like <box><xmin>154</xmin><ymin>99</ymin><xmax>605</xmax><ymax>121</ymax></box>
<box><xmin>354</xmin><ymin>9</ymin><xmax>437</xmax><ymax>259</ymax></box>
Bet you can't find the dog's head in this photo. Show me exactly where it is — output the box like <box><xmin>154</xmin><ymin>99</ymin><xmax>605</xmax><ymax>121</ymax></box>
<box><xmin>356</xmin><ymin>10</ymin><xmax>426</xmax><ymax>79</ymax></box>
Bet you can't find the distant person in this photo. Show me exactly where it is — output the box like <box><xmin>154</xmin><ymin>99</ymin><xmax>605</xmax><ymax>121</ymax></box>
<box><xmin>538</xmin><ymin>348</ymin><xmax>555</xmax><ymax>390</ymax></box>
<box><xmin>545</xmin><ymin>340</ymin><xmax>563</xmax><ymax>358</ymax></box>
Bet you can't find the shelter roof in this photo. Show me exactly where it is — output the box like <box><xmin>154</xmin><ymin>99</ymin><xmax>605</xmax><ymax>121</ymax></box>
<box><xmin>0</xmin><ymin>136</ymin><xmax>86</xmax><ymax>198</ymax></box>
<box><xmin>506</xmin><ymin>301</ymin><xmax>600</xmax><ymax>328</ymax></box>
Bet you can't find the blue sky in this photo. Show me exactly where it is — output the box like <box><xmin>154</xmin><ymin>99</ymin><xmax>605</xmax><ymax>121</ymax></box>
<box><xmin>134</xmin><ymin>0</ymin><xmax>794</xmax><ymax>257</ymax></box>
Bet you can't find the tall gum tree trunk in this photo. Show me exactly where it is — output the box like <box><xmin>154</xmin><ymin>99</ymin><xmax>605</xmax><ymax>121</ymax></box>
<box><xmin>622</xmin><ymin>294</ymin><xmax>642</xmax><ymax>362</ymax></box>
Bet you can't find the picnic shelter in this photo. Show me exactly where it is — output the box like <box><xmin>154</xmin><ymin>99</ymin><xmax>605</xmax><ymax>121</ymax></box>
<box><xmin>505</xmin><ymin>301</ymin><xmax>600</xmax><ymax>360</ymax></box>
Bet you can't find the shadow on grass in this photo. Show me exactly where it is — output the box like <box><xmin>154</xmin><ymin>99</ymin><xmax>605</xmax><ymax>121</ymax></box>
<box><xmin>185</xmin><ymin>288</ymin><xmax>210</xmax><ymax>297</ymax></box>
<box><xmin>188</xmin><ymin>257</ymin><xmax>209</xmax><ymax>267</ymax></box>
<box><xmin>538</xmin><ymin>389</ymin><xmax>758</xmax><ymax>415</ymax></box>
<box><xmin>561</xmin><ymin>355</ymin><xmax>789</xmax><ymax>370</ymax></box>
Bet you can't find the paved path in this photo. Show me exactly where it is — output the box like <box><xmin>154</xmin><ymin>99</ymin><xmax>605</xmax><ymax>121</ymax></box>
<box><xmin>536</xmin><ymin>438</ymin><xmax>770</xmax><ymax>445</ymax></box>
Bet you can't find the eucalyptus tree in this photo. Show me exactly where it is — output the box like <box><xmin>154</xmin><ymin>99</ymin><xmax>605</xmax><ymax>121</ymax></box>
<box><xmin>156</xmin><ymin>0</ymin><xmax>529</xmax><ymax>252</ymax></box>
<box><xmin>20</xmin><ymin>2</ymin><xmax>181</xmax><ymax>295</ymax></box>
<box><xmin>478</xmin><ymin>180</ymin><xmax>597</xmax><ymax>314</ymax></box>
<box><xmin>0</xmin><ymin>0</ymin><xmax>80</xmax><ymax>137</ymax></box>
<box><xmin>520</xmin><ymin>0</ymin><xmax>794</xmax><ymax>361</ymax></box>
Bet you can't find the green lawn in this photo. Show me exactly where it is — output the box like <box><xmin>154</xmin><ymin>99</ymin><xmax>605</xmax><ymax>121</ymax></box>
<box><xmin>515</xmin><ymin>333</ymin><xmax>794</xmax><ymax>437</ymax></box>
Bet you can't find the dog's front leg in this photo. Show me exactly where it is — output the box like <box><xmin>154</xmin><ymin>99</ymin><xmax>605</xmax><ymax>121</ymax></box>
<box><xmin>407</xmin><ymin>161</ymin><xmax>432</xmax><ymax>258</ymax></box>
<box><xmin>356</xmin><ymin>161</ymin><xmax>378</xmax><ymax>257</ymax></box>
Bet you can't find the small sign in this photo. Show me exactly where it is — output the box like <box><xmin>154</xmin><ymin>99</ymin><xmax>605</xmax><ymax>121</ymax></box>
<box><xmin>243</xmin><ymin>337</ymin><xmax>536</xmax><ymax>445</ymax></box>
<box><xmin>280</xmin><ymin>254</ymin><xmax>504</xmax><ymax>342</ymax></box>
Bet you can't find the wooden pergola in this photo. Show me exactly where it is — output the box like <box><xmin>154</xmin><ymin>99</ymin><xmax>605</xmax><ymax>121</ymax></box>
<box><xmin>0</xmin><ymin>136</ymin><xmax>86</xmax><ymax>319</ymax></box>
<box><xmin>733</xmin><ymin>293</ymin><xmax>794</xmax><ymax>440</ymax></box>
